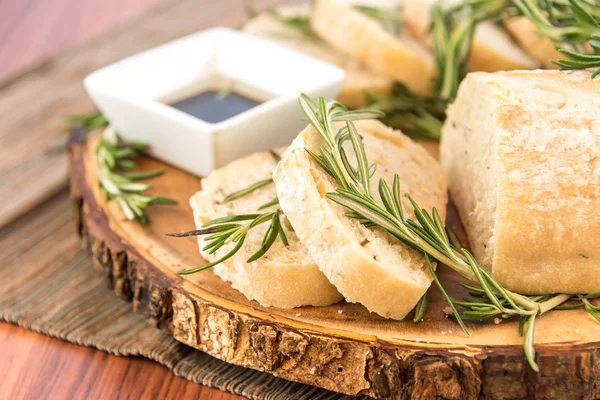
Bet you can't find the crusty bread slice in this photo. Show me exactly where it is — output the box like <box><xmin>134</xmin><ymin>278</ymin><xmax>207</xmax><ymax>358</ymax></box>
<box><xmin>505</xmin><ymin>17</ymin><xmax>561</xmax><ymax>69</ymax></box>
<box><xmin>441</xmin><ymin>70</ymin><xmax>600</xmax><ymax>294</ymax></box>
<box><xmin>311</xmin><ymin>0</ymin><xmax>436</xmax><ymax>97</ymax></box>
<box><xmin>273</xmin><ymin>120</ymin><xmax>448</xmax><ymax>319</ymax></box>
<box><xmin>403</xmin><ymin>0</ymin><xmax>539</xmax><ymax>72</ymax></box>
<box><xmin>242</xmin><ymin>4</ymin><xmax>392</xmax><ymax>108</ymax></box>
<box><xmin>190</xmin><ymin>149</ymin><xmax>343</xmax><ymax>308</ymax></box>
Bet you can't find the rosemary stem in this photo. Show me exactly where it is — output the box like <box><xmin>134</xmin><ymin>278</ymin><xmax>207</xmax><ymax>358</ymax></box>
<box><xmin>537</xmin><ymin>294</ymin><xmax>572</xmax><ymax>314</ymax></box>
<box><xmin>411</xmin><ymin>235</ymin><xmax>540</xmax><ymax>312</ymax></box>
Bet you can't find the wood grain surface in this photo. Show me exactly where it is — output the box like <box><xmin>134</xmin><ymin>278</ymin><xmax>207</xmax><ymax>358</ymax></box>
<box><xmin>0</xmin><ymin>323</ymin><xmax>238</xmax><ymax>400</ymax></box>
<box><xmin>0</xmin><ymin>0</ymin><xmax>292</xmax><ymax>398</ymax></box>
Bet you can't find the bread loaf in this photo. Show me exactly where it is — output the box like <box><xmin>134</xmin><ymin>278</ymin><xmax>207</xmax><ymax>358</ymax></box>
<box><xmin>403</xmin><ymin>0</ymin><xmax>539</xmax><ymax>72</ymax></box>
<box><xmin>274</xmin><ymin>120</ymin><xmax>447</xmax><ymax>319</ymax></box>
<box><xmin>440</xmin><ymin>70</ymin><xmax>600</xmax><ymax>294</ymax></box>
<box><xmin>190</xmin><ymin>149</ymin><xmax>343</xmax><ymax>308</ymax></box>
<box><xmin>311</xmin><ymin>0</ymin><xmax>436</xmax><ymax>96</ymax></box>
<box><xmin>242</xmin><ymin>4</ymin><xmax>392</xmax><ymax>108</ymax></box>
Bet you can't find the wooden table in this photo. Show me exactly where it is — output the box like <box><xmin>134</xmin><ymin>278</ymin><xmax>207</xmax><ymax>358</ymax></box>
<box><xmin>0</xmin><ymin>0</ymin><xmax>253</xmax><ymax>398</ymax></box>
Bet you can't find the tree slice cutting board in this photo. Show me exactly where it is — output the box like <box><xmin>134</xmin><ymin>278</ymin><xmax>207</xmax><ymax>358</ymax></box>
<box><xmin>69</xmin><ymin>132</ymin><xmax>600</xmax><ymax>400</ymax></box>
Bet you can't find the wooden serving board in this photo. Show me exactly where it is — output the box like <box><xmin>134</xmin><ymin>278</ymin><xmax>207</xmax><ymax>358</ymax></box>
<box><xmin>69</xmin><ymin>133</ymin><xmax>600</xmax><ymax>400</ymax></box>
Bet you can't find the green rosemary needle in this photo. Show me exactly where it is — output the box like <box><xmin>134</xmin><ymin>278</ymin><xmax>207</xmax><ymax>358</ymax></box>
<box><xmin>97</xmin><ymin>128</ymin><xmax>178</xmax><ymax>224</ymax></box>
<box><xmin>412</xmin><ymin>289</ymin><xmax>431</xmax><ymax>323</ymax></box>
<box><xmin>219</xmin><ymin>179</ymin><xmax>273</xmax><ymax>204</ymax></box>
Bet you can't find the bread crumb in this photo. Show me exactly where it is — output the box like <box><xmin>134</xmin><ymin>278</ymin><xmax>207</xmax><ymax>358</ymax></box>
<box><xmin>494</xmin><ymin>318</ymin><xmax>502</xmax><ymax>325</ymax></box>
<box><xmin>441</xmin><ymin>331</ymin><xmax>447</xmax><ymax>336</ymax></box>
<box><xmin>416</xmin><ymin>338</ymin><xmax>422</xmax><ymax>343</ymax></box>
<box><xmin>443</xmin><ymin>307</ymin><xmax>452</xmax><ymax>315</ymax></box>
<box><xmin>575</xmin><ymin>329</ymin><xmax>580</xmax><ymax>333</ymax></box>
<box><xmin>295</xmin><ymin>313</ymin><xmax>301</xmax><ymax>317</ymax></box>
<box><xmin>338</xmin><ymin>310</ymin><xmax>343</xmax><ymax>314</ymax></box>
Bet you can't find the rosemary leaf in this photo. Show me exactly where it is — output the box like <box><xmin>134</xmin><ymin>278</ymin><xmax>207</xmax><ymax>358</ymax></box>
<box><xmin>121</xmin><ymin>169</ymin><xmax>166</xmax><ymax>180</ymax></box>
<box><xmin>413</xmin><ymin>290</ymin><xmax>430</xmax><ymax>323</ymax></box>
<box><xmin>179</xmin><ymin>237</ymin><xmax>246</xmax><ymax>275</ymax></box>
<box><xmin>524</xmin><ymin>314</ymin><xmax>539</xmax><ymax>372</ymax></box>
<box><xmin>426</xmin><ymin>255</ymin><xmax>470</xmax><ymax>335</ymax></box>
<box><xmin>220</xmin><ymin>179</ymin><xmax>273</xmax><ymax>204</ymax></box>
<box><xmin>258</xmin><ymin>197</ymin><xmax>280</xmax><ymax>210</ymax></box>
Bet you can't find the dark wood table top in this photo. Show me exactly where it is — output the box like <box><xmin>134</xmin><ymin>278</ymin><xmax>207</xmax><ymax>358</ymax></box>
<box><xmin>0</xmin><ymin>0</ymin><xmax>248</xmax><ymax>398</ymax></box>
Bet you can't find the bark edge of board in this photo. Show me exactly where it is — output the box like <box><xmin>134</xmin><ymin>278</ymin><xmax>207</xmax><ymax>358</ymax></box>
<box><xmin>69</xmin><ymin>138</ymin><xmax>600</xmax><ymax>400</ymax></box>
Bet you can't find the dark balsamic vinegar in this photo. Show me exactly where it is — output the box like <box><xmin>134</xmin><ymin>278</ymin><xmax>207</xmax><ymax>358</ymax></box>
<box><xmin>164</xmin><ymin>80</ymin><xmax>269</xmax><ymax>124</ymax></box>
<box><xmin>169</xmin><ymin>90</ymin><xmax>261</xmax><ymax>123</ymax></box>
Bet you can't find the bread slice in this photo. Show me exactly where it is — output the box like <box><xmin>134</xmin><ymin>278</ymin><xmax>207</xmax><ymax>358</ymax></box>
<box><xmin>311</xmin><ymin>0</ymin><xmax>436</xmax><ymax>97</ymax></box>
<box><xmin>273</xmin><ymin>120</ymin><xmax>448</xmax><ymax>319</ymax></box>
<box><xmin>403</xmin><ymin>0</ymin><xmax>539</xmax><ymax>72</ymax></box>
<box><xmin>505</xmin><ymin>17</ymin><xmax>561</xmax><ymax>69</ymax></box>
<box><xmin>242</xmin><ymin>4</ymin><xmax>392</xmax><ymax>108</ymax></box>
<box><xmin>440</xmin><ymin>70</ymin><xmax>600</xmax><ymax>294</ymax></box>
<box><xmin>190</xmin><ymin>149</ymin><xmax>343</xmax><ymax>308</ymax></box>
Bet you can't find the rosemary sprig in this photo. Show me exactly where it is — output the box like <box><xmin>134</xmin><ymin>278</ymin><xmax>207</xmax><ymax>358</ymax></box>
<box><xmin>169</xmin><ymin>148</ymin><xmax>284</xmax><ymax>273</ymax></box>
<box><xmin>297</xmin><ymin>94</ymin><xmax>596</xmax><ymax>371</ymax></box>
<box><xmin>365</xmin><ymin>83</ymin><xmax>446</xmax><ymax>140</ymax></box>
<box><xmin>97</xmin><ymin>128</ymin><xmax>178</xmax><ymax>224</ymax></box>
<box><xmin>169</xmin><ymin>209</ymin><xmax>288</xmax><ymax>274</ymax></box>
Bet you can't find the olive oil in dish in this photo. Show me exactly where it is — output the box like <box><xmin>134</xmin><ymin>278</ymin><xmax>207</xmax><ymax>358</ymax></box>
<box><xmin>163</xmin><ymin>80</ymin><xmax>269</xmax><ymax>124</ymax></box>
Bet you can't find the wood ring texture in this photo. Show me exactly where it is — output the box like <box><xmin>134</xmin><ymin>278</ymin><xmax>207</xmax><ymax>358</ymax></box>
<box><xmin>69</xmin><ymin>134</ymin><xmax>600</xmax><ymax>400</ymax></box>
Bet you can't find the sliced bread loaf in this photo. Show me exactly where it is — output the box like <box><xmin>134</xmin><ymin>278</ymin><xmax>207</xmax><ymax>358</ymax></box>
<box><xmin>273</xmin><ymin>120</ymin><xmax>448</xmax><ymax>319</ymax></box>
<box><xmin>403</xmin><ymin>0</ymin><xmax>539</xmax><ymax>72</ymax></box>
<box><xmin>440</xmin><ymin>70</ymin><xmax>600</xmax><ymax>294</ymax></box>
<box><xmin>242</xmin><ymin>4</ymin><xmax>392</xmax><ymax>108</ymax></box>
<box><xmin>504</xmin><ymin>17</ymin><xmax>561</xmax><ymax>69</ymax></box>
<box><xmin>311</xmin><ymin>0</ymin><xmax>436</xmax><ymax>97</ymax></box>
<box><xmin>190</xmin><ymin>149</ymin><xmax>343</xmax><ymax>308</ymax></box>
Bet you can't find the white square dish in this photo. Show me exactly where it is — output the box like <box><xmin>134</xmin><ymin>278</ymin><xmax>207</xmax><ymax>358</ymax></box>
<box><xmin>84</xmin><ymin>27</ymin><xmax>345</xmax><ymax>176</ymax></box>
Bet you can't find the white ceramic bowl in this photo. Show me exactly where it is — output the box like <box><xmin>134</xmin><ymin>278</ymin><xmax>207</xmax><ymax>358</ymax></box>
<box><xmin>84</xmin><ymin>27</ymin><xmax>344</xmax><ymax>176</ymax></box>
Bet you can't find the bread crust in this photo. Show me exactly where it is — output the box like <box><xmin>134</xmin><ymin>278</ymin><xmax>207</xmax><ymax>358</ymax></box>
<box><xmin>505</xmin><ymin>17</ymin><xmax>561</xmax><ymax>69</ymax></box>
<box><xmin>190</xmin><ymin>150</ymin><xmax>343</xmax><ymax>308</ymax></box>
<box><xmin>274</xmin><ymin>120</ymin><xmax>447</xmax><ymax>319</ymax></box>
<box><xmin>311</xmin><ymin>0</ymin><xmax>436</xmax><ymax>97</ymax></box>
<box><xmin>242</xmin><ymin>4</ymin><xmax>392</xmax><ymax>108</ymax></box>
<box><xmin>441</xmin><ymin>70</ymin><xmax>600</xmax><ymax>294</ymax></box>
<box><xmin>403</xmin><ymin>0</ymin><xmax>538</xmax><ymax>72</ymax></box>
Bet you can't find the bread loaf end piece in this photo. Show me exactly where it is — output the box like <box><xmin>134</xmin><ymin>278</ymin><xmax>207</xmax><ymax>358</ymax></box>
<box><xmin>274</xmin><ymin>120</ymin><xmax>447</xmax><ymax>319</ymax></box>
<box><xmin>441</xmin><ymin>70</ymin><xmax>600</xmax><ymax>294</ymax></box>
<box><xmin>311</xmin><ymin>0</ymin><xmax>436</xmax><ymax>97</ymax></box>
